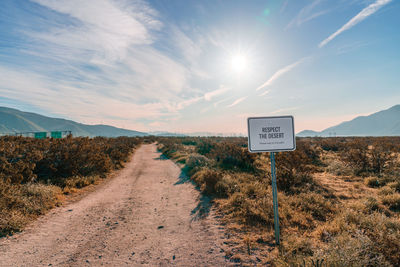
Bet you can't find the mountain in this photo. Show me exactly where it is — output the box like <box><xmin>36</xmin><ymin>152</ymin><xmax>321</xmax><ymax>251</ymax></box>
<box><xmin>297</xmin><ymin>105</ymin><xmax>400</xmax><ymax>137</ymax></box>
<box><xmin>0</xmin><ymin>106</ymin><xmax>148</xmax><ymax>137</ymax></box>
<box><xmin>149</xmin><ymin>131</ymin><xmax>187</xmax><ymax>137</ymax></box>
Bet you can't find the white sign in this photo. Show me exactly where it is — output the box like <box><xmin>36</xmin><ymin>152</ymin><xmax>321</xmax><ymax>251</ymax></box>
<box><xmin>247</xmin><ymin>116</ymin><xmax>296</xmax><ymax>152</ymax></box>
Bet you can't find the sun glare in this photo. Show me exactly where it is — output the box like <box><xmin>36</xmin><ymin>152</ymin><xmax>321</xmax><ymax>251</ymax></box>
<box><xmin>231</xmin><ymin>54</ymin><xmax>247</xmax><ymax>73</ymax></box>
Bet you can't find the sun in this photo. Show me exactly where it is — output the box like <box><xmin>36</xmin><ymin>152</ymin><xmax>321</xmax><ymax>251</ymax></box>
<box><xmin>231</xmin><ymin>54</ymin><xmax>247</xmax><ymax>73</ymax></box>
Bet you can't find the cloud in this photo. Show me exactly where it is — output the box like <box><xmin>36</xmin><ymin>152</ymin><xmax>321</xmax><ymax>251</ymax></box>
<box><xmin>0</xmin><ymin>0</ymin><xmax>213</xmax><ymax>131</ymax></box>
<box><xmin>0</xmin><ymin>66</ymin><xmax>171</xmax><ymax>130</ymax></box>
<box><xmin>270</xmin><ymin>107</ymin><xmax>299</xmax><ymax>114</ymax></box>
<box><xmin>286</xmin><ymin>0</ymin><xmax>330</xmax><ymax>29</ymax></box>
<box><xmin>256</xmin><ymin>58</ymin><xmax>306</xmax><ymax>93</ymax></box>
<box><xmin>175</xmin><ymin>96</ymin><xmax>203</xmax><ymax>110</ymax></box>
<box><xmin>213</xmin><ymin>97</ymin><xmax>231</xmax><ymax>108</ymax></box>
<box><xmin>319</xmin><ymin>0</ymin><xmax>392</xmax><ymax>48</ymax></box>
<box><xmin>30</xmin><ymin>0</ymin><xmax>161</xmax><ymax>62</ymax></box>
<box><xmin>227</xmin><ymin>96</ymin><xmax>247</xmax><ymax>108</ymax></box>
<box><xmin>260</xmin><ymin>90</ymin><xmax>270</xmax><ymax>97</ymax></box>
<box><xmin>204</xmin><ymin>86</ymin><xmax>229</xmax><ymax>101</ymax></box>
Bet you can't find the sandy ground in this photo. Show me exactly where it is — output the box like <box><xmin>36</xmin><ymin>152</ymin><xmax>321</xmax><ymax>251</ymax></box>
<box><xmin>0</xmin><ymin>144</ymin><xmax>229</xmax><ymax>266</ymax></box>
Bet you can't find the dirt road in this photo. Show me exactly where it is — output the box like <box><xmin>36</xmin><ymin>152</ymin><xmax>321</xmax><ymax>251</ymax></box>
<box><xmin>0</xmin><ymin>144</ymin><xmax>228</xmax><ymax>266</ymax></box>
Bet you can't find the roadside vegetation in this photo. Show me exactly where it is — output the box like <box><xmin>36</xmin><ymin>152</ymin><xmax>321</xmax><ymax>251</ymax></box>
<box><xmin>0</xmin><ymin>135</ymin><xmax>142</xmax><ymax>237</ymax></box>
<box><xmin>157</xmin><ymin>136</ymin><xmax>400</xmax><ymax>266</ymax></box>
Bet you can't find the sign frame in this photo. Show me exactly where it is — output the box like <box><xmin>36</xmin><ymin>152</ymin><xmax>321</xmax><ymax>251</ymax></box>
<box><xmin>247</xmin><ymin>115</ymin><xmax>296</xmax><ymax>153</ymax></box>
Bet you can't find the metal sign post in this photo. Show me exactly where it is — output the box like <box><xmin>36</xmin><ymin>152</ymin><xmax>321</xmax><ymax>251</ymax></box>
<box><xmin>270</xmin><ymin>152</ymin><xmax>280</xmax><ymax>244</ymax></box>
<box><xmin>247</xmin><ymin>116</ymin><xmax>296</xmax><ymax>245</ymax></box>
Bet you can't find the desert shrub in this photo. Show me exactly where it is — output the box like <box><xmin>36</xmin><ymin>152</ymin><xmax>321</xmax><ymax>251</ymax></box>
<box><xmin>181</xmin><ymin>138</ymin><xmax>197</xmax><ymax>146</ymax></box>
<box><xmin>275</xmin><ymin>236</ymin><xmax>315</xmax><ymax>266</ymax></box>
<box><xmin>320</xmin><ymin>138</ymin><xmax>341</xmax><ymax>152</ymax></box>
<box><xmin>224</xmin><ymin>191</ymin><xmax>274</xmax><ymax>227</ymax></box>
<box><xmin>364</xmin><ymin>176</ymin><xmax>381</xmax><ymax>188</ymax></box>
<box><xmin>288</xmin><ymin>193</ymin><xmax>336</xmax><ymax>222</ymax></box>
<box><xmin>297</xmin><ymin>140</ymin><xmax>323</xmax><ymax>166</ymax></box>
<box><xmin>192</xmin><ymin>169</ymin><xmax>224</xmax><ymax>195</ymax></box>
<box><xmin>196</xmin><ymin>140</ymin><xmax>216</xmax><ymax>155</ymax></box>
<box><xmin>370</xmin><ymin>141</ymin><xmax>395</xmax><ymax>175</ymax></box>
<box><xmin>341</xmin><ymin>211</ymin><xmax>400</xmax><ymax>266</ymax></box>
<box><xmin>274</xmin><ymin>150</ymin><xmax>316</xmax><ymax>194</ymax></box>
<box><xmin>326</xmin><ymin>159</ymin><xmax>352</xmax><ymax>176</ymax></box>
<box><xmin>388</xmin><ymin>181</ymin><xmax>400</xmax><ymax>192</ymax></box>
<box><xmin>342</xmin><ymin>138</ymin><xmax>396</xmax><ymax>176</ymax></box>
<box><xmin>209</xmin><ymin>142</ymin><xmax>257</xmax><ymax>172</ymax></box>
<box><xmin>0</xmin><ymin>180</ymin><xmax>62</xmax><ymax>237</ymax></box>
<box><xmin>214</xmin><ymin>174</ymin><xmax>239</xmax><ymax>198</ymax></box>
<box><xmin>313</xmin><ymin>231</ymin><xmax>391</xmax><ymax>267</ymax></box>
<box><xmin>185</xmin><ymin>153</ymin><xmax>212</xmax><ymax>175</ymax></box>
<box><xmin>0</xmin><ymin>135</ymin><xmax>140</xmax><ymax>237</ymax></box>
<box><xmin>362</xmin><ymin>197</ymin><xmax>383</xmax><ymax>213</ymax></box>
<box><xmin>343</xmin><ymin>147</ymin><xmax>369</xmax><ymax>175</ymax></box>
<box><xmin>157</xmin><ymin>139</ymin><xmax>185</xmax><ymax>158</ymax></box>
<box><xmin>381</xmin><ymin>193</ymin><xmax>400</xmax><ymax>211</ymax></box>
<box><xmin>0</xmin><ymin>136</ymin><xmax>140</xmax><ymax>186</ymax></box>
<box><xmin>378</xmin><ymin>186</ymin><xmax>396</xmax><ymax>196</ymax></box>
<box><xmin>156</xmin><ymin>136</ymin><xmax>400</xmax><ymax>265</ymax></box>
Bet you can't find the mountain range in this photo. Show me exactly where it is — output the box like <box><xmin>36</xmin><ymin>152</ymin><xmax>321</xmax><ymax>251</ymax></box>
<box><xmin>1</xmin><ymin>105</ymin><xmax>399</xmax><ymax>138</ymax></box>
<box><xmin>297</xmin><ymin>105</ymin><xmax>400</xmax><ymax>137</ymax></box>
<box><xmin>0</xmin><ymin>106</ymin><xmax>147</xmax><ymax>137</ymax></box>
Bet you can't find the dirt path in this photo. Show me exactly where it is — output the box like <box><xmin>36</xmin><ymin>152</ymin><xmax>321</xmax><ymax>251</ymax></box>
<box><xmin>0</xmin><ymin>144</ymin><xmax>228</xmax><ymax>266</ymax></box>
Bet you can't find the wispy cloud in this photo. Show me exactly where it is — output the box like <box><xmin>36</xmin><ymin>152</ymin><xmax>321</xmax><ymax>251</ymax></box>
<box><xmin>30</xmin><ymin>0</ymin><xmax>161</xmax><ymax>61</ymax></box>
<box><xmin>256</xmin><ymin>58</ymin><xmax>306</xmax><ymax>93</ymax></box>
<box><xmin>270</xmin><ymin>106</ymin><xmax>299</xmax><ymax>114</ymax></box>
<box><xmin>0</xmin><ymin>0</ymin><xmax>210</xmax><ymax>131</ymax></box>
<box><xmin>319</xmin><ymin>0</ymin><xmax>392</xmax><ymax>48</ymax></box>
<box><xmin>286</xmin><ymin>0</ymin><xmax>330</xmax><ymax>29</ymax></box>
<box><xmin>204</xmin><ymin>86</ymin><xmax>229</xmax><ymax>101</ymax></box>
<box><xmin>227</xmin><ymin>96</ymin><xmax>247</xmax><ymax>108</ymax></box>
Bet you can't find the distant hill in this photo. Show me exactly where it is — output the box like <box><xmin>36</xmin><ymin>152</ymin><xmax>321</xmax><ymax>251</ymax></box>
<box><xmin>0</xmin><ymin>107</ymin><xmax>148</xmax><ymax>137</ymax></box>
<box><xmin>297</xmin><ymin>105</ymin><xmax>400</xmax><ymax>137</ymax></box>
<box><xmin>149</xmin><ymin>131</ymin><xmax>187</xmax><ymax>137</ymax></box>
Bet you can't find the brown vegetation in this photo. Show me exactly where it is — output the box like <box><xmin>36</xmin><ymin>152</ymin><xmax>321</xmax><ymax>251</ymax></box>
<box><xmin>157</xmin><ymin>136</ymin><xmax>400</xmax><ymax>266</ymax></box>
<box><xmin>0</xmin><ymin>136</ymin><xmax>142</xmax><ymax>237</ymax></box>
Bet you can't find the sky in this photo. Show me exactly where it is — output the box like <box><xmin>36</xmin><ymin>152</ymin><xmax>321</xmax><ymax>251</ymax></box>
<box><xmin>0</xmin><ymin>0</ymin><xmax>399</xmax><ymax>134</ymax></box>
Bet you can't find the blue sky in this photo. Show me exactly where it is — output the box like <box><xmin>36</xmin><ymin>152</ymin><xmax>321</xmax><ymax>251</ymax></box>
<box><xmin>0</xmin><ymin>0</ymin><xmax>399</xmax><ymax>134</ymax></box>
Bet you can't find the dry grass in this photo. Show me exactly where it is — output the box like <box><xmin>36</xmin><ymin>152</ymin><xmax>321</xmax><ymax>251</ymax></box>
<box><xmin>0</xmin><ymin>180</ymin><xmax>62</xmax><ymax>236</ymax></box>
<box><xmin>0</xmin><ymin>136</ymin><xmax>143</xmax><ymax>237</ymax></box>
<box><xmin>157</xmin><ymin>136</ymin><xmax>400</xmax><ymax>266</ymax></box>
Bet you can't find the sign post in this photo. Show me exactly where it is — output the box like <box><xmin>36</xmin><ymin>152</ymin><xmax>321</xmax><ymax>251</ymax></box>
<box><xmin>247</xmin><ymin>116</ymin><xmax>296</xmax><ymax>245</ymax></box>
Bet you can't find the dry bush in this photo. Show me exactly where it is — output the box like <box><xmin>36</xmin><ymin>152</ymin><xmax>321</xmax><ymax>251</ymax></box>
<box><xmin>378</xmin><ymin>186</ymin><xmax>396</xmax><ymax>196</ymax></box>
<box><xmin>0</xmin><ymin>180</ymin><xmax>62</xmax><ymax>237</ymax></box>
<box><xmin>343</xmin><ymin>148</ymin><xmax>370</xmax><ymax>175</ymax></box>
<box><xmin>288</xmin><ymin>193</ymin><xmax>336</xmax><ymax>222</ymax></box>
<box><xmin>381</xmin><ymin>193</ymin><xmax>400</xmax><ymax>211</ymax></box>
<box><xmin>341</xmin><ymin>138</ymin><xmax>396</xmax><ymax>176</ymax></box>
<box><xmin>275</xmin><ymin>236</ymin><xmax>315</xmax><ymax>266</ymax></box>
<box><xmin>313</xmin><ymin>231</ymin><xmax>392</xmax><ymax>267</ymax></box>
<box><xmin>364</xmin><ymin>176</ymin><xmax>381</xmax><ymax>188</ymax></box>
<box><xmin>192</xmin><ymin>169</ymin><xmax>224</xmax><ymax>196</ymax></box>
<box><xmin>313</xmin><ymin>210</ymin><xmax>400</xmax><ymax>266</ymax></box>
<box><xmin>275</xmin><ymin>153</ymin><xmax>315</xmax><ymax>194</ymax></box>
<box><xmin>326</xmin><ymin>159</ymin><xmax>352</xmax><ymax>176</ymax></box>
<box><xmin>185</xmin><ymin>153</ymin><xmax>212</xmax><ymax>175</ymax></box>
<box><xmin>209</xmin><ymin>142</ymin><xmax>257</xmax><ymax>172</ymax></box>
<box><xmin>214</xmin><ymin>174</ymin><xmax>239</xmax><ymax>198</ymax></box>
<box><xmin>319</xmin><ymin>137</ymin><xmax>348</xmax><ymax>152</ymax></box>
<box><xmin>157</xmin><ymin>136</ymin><xmax>400</xmax><ymax>266</ymax></box>
<box><xmin>223</xmin><ymin>191</ymin><xmax>274</xmax><ymax>227</ymax></box>
<box><xmin>195</xmin><ymin>139</ymin><xmax>216</xmax><ymax>155</ymax></box>
<box><xmin>0</xmin><ymin>136</ymin><xmax>141</xmax><ymax>236</ymax></box>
